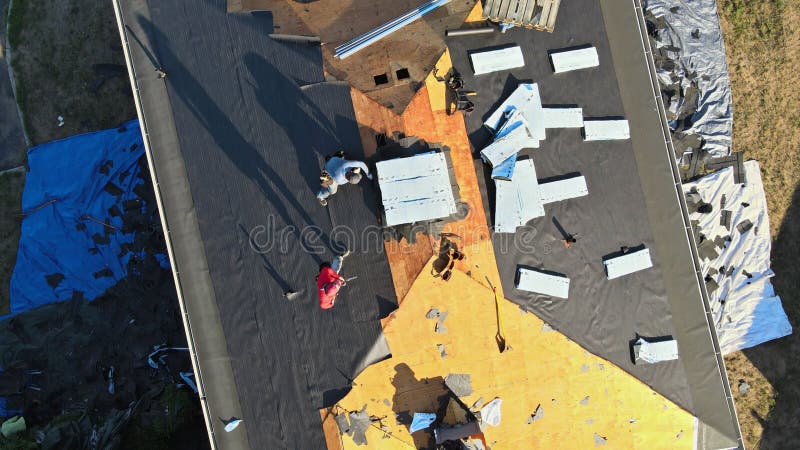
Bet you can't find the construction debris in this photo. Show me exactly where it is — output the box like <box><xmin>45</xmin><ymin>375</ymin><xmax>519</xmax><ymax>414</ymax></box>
<box><xmin>527</xmin><ymin>404</ymin><xmax>543</xmax><ymax>423</ymax></box>
<box><xmin>594</xmin><ymin>432</ymin><xmax>608</xmax><ymax>446</ymax></box>
<box><xmin>410</xmin><ymin>412</ymin><xmax>437</xmax><ymax>433</ymax></box>
<box><xmin>445</xmin><ymin>374</ymin><xmax>473</xmax><ymax>397</ymax></box>
<box><xmin>683</xmin><ymin>162</ymin><xmax>791</xmax><ymax>353</ymax></box>
<box><xmin>737</xmin><ymin>381</ymin><xmax>750</xmax><ymax>396</ymax></box>
<box><xmin>348</xmin><ymin>407</ymin><xmax>372</xmax><ymax>445</ymax></box>
<box><xmin>435</xmin><ymin>312</ymin><xmax>450</xmax><ymax>334</ymax></box>
<box><xmin>480</xmin><ymin>398</ymin><xmax>503</xmax><ymax>427</ymax></box>
<box><xmin>223</xmin><ymin>418</ymin><xmax>243</xmax><ymax>433</ymax></box>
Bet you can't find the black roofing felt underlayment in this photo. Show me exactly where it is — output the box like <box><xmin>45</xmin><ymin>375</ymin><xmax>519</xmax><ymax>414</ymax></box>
<box><xmin>117</xmin><ymin>1</ymin><xmax>396</xmax><ymax>448</ymax></box>
<box><xmin>116</xmin><ymin>0</ymin><xmax>740</xmax><ymax>448</ymax></box>
<box><xmin>446</xmin><ymin>0</ymin><xmax>739</xmax><ymax>447</ymax></box>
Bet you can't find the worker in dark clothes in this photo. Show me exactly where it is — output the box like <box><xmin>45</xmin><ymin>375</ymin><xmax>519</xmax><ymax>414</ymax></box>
<box><xmin>317</xmin><ymin>250</ymin><xmax>350</xmax><ymax>309</ymax></box>
<box><xmin>317</xmin><ymin>153</ymin><xmax>372</xmax><ymax>206</ymax></box>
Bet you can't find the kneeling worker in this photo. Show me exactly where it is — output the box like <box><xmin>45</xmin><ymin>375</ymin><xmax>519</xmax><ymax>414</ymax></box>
<box><xmin>317</xmin><ymin>154</ymin><xmax>372</xmax><ymax>206</ymax></box>
<box><xmin>317</xmin><ymin>251</ymin><xmax>351</xmax><ymax>309</ymax></box>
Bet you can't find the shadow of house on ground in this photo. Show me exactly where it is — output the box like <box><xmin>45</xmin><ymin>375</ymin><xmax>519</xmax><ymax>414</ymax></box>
<box><xmin>391</xmin><ymin>363</ymin><xmax>449</xmax><ymax>449</ymax></box>
<box><xmin>739</xmin><ymin>183</ymin><xmax>800</xmax><ymax>448</ymax></box>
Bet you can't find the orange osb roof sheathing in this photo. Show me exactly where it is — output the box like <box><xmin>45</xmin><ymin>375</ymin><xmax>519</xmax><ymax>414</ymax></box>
<box><xmin>333</xmin><ymin>255</ymin><xmax>696</xmax><ymax>449</ymax></box>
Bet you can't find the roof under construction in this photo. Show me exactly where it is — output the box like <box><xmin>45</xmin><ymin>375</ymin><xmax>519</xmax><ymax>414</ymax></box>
<box><xmin>114</xmin><ymin>0</ymin><xmax>743</xmax><ymax>448</ymax></box>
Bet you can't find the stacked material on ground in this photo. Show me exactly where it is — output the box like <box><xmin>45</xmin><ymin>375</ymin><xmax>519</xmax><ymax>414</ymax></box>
<box><xmin>335</xmin><ymin>250</ymin><xmax>695</xmax><ymax>449</ymax></box>
<box><xmin>645</xmin><ymin>0</ymin><xmax>733</xmax><ymax>158</ymax></box>
<box><xmin>683</xmin><ymin>161</ymin><xmax>791</xmax><ymax>353</ymax></box>
<box><xmin>6</xmin><ymin>120</ymin><xmax>166</xmax><ymax>318</ymax></box>
<box><xmin>377</xmin><ymin>151</ymin><xmax>457</xmax><ymax>226</ymax></box>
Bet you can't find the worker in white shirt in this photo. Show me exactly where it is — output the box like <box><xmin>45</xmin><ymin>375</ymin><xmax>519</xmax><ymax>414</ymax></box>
<box><xmin>317</xmin><ymin>153</ymin><xmax>372</xmax><ymax>206</ymax></box>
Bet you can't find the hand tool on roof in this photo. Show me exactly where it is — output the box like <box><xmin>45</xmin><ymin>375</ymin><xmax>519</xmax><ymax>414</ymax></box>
<box><xmin>486</xmin><ymin>277</ymin><xmax>510</xmax><ymax>353</ymax></box>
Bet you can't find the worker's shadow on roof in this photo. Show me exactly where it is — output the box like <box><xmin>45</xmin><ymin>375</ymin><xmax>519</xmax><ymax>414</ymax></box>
<box><xmin>391</xmin><ymin>363</ymin><xmax>448</xmax><ymax>449</ymax></box>
<box><xmin>137</xmin><ymin>16</ymin><xmax>343</xmax><ymax>242</ymax></box>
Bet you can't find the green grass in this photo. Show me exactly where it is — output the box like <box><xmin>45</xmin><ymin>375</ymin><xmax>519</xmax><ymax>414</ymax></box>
<box><xmin>721</xmin><ymin>0</ymin><xmax>786</xmax><ymax>42</ymax></box>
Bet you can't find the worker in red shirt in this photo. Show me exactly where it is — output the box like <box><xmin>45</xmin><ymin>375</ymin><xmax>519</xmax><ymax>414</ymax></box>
<box><xmin>317</xmin><ymin>250</ymin><xmax>350</xmax><ymax>309</ymax></box>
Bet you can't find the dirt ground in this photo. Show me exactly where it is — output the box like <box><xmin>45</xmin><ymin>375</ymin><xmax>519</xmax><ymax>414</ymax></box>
<box><xmin>7</xmin><ymin>0</ymin><xmax>136</xmax><ymax>145</ymax></box>
<box><xmin>1</xmin><ymin>0</ymin><xmax>209</xmax><ymax>448</ymax></box>
<box><xmin>718</xmin><ymin>0</ymin><xmax>800</xmax><ymax>448</ymax></box>
<box><xmin>0</xmin><ymin>170</ymin><xmax>23</xmax><ymax>315</ymax></box>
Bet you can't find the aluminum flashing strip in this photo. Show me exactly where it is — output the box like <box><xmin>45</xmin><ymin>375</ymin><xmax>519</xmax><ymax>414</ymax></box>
<box><xmin>538</xmin><ymin>175</ymin><xmax>588</xmax><ymax>204</ymax></box>
<box><xmin>470</xmin><ymin>46</ymin><xmax>525</xmax><ymax>75</ymax></box>
<box><xmin>333</xmin><ymin>0</ymin><xmax>453</xmax><ymax>59</ymax></box>
<box><xmin>516</xmin><ymin>267</ymin><xmax>570</xmax><ymax>298</ymax></box>
<box><xmin>550</xmin><ymin>46</ymin><xmax>600</xmax><ymax>73</ymax></box>
<box><xmin>542</xmin><ymin>107</ymin><xmax>584</xmax><ymax>128</ymax></box>
<box><xmin>583</xmin><ymin>119</ymin><xmax>630</xmax><ymax>141</ymax></box>
<box><xmin>494</xmin><ymin>159</ymin><xmax>544</xmax><ymax>233</ymax></box>
<box><xmin>378</xmin><ymin>152</ymin><xmax>457</xmax><ymax>226</ymax></box>
<box><xmin>604</xmin><ymin>248</ymin><xmax>653</xmax><ymax>280</ymax></box>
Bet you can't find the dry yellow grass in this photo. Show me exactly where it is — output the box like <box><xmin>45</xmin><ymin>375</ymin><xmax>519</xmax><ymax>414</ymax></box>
<box><xmin>718</xmin><ymin>0</ymin><xmax>800</xmax><ymax>448</ymax></box>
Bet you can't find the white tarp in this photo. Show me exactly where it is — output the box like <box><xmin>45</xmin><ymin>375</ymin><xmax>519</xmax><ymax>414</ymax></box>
<box><xmin>683</xmin><ymin>161</ymin><xmax>792</xmax><ymax>353</ymax></box>
<box><xmin>645</xmin><ymin>0</ymin><xmax>733</xmax><ymax>157</ymax></box>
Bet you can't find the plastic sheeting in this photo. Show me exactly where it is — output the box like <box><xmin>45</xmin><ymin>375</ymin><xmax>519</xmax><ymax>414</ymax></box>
<box><xmin>6</xmin><ymin>120</ymin><xmax>156</xmax><ymax>318</ymax></box>
<box><xmin>683</xmin><ymin>161</ymin><xmax>792</xmax><ymax>353</ymax></box>
<box><xmin>645</xmin><ymin>0</ymin><xmax>733</xmax><ymax>157</ymax></box>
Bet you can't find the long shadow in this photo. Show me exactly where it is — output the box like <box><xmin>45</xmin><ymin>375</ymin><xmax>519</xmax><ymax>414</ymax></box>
<box><xmin>741</xmin><ymin>183</ymin><xmax>800</xmax><ymax>448</ymax></box>
<box><xmin>137</xmin><ymin>17</ymin><xmax>335</xmax><ymax>248</ymax></box>
<box><xmin>390</xmin><ymin>363</ymin><xmax>448</xmax><ymax>450</ymax></box>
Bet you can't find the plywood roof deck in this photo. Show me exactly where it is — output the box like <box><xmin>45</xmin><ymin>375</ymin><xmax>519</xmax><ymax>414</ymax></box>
<box><xmin>232</xmin><ymin>0</ymin><xmax>478</xmax><ymax>111</ymax></box>
<box><xmin>334</xmin><ymin>258</ymin><xmax>696</xmax><ymax>449</ymax></box>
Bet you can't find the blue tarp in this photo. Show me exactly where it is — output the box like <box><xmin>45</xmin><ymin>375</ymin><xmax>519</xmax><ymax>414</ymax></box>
<box><xmin>6</xmin><ymin>120</ymin><xmax>157</xmax><ymax>318</ymax></box>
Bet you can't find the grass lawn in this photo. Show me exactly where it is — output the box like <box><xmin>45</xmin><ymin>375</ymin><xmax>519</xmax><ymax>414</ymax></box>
<box><xmin>718</xmin><ymin>0</ymin><xmax>800</xmax><ymax>448</ymax></box>
<box><xmin>7</xmin><ymin>0</ymin><xmax>136</xmax><ymax>145</ymax></box>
